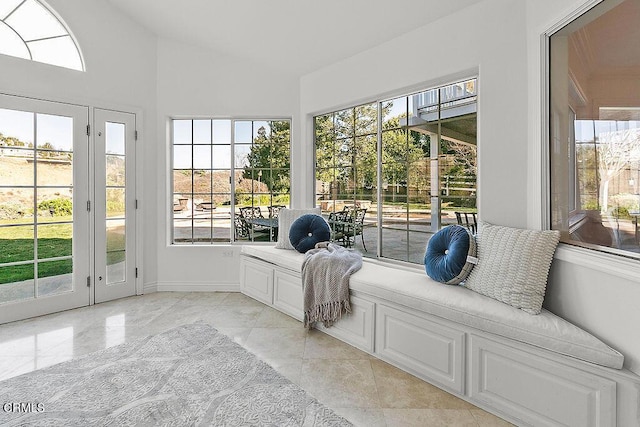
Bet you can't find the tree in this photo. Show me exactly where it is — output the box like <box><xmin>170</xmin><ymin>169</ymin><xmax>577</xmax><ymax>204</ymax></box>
<box><xmin>597</xmin><ymin>128</ymin><xmax>640</xmax><ymax>212</ymax></box>
<box><xmin>243</xmin><ymin>121</ymin><xmax>290</xmax><ymax>193</ymax></box>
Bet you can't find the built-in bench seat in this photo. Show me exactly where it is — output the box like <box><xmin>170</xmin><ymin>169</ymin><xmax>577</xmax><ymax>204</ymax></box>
<box><xmin>240</xmin><ymin>245</ymin><xmax>640</xmax><ymax>426</ymax></box>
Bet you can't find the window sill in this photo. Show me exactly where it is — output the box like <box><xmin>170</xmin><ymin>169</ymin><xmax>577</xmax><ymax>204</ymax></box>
<box><xmin>554</xmin><ymin>243</ymin><xmax>640</xmax><ymax>282</ymax></box>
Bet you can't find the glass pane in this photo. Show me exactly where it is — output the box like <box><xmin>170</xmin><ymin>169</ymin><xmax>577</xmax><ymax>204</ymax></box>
<box><xmin>173</xmin><ymin>120</ymin><xmax>192</xmax><ymax>144</ymax></box>
<box><xmin>271</xmin><ymin>168</ymin><xmax>290</xmax><ymax>193</ymax></box>
<box><xmin>234</xmin><ymin>121</ymin><xmax>252</xmax><ymax>143</ymax></box>
<box><xmin>0</xmin><ymin>108</ymin><xmax>34</xmax><ymax>147</ymax></box>
<box><xmin>212</xmin><ymin>218</ymin><xmax>230</xmax><ymax>241</ymax></box>
<box><xmin>173</xmin><ymin>145</ymin><xmax>191</xmax><ymax>169</ymax></box>
<box><xmin>382</xmin><ymin>97</ymin><xmax>408</xmax><ymax>130</ymax></box>
<box><xmin>0</xmin><ymin>22</ymin><xmax>31</xmax><ymax>59</ymax></box>
<box><xmin>0</xmin><ymin>225</ymin><xmax>34</xmax><ymax>263</ymax></box>
<box><xmin>193</xmin><ymin>120</ymin><xmax>211</xmax><ymax>144</ymax></box>
<box><xmin>1</xmin><ymin>149</ymin><xmax>34</xmax><ymax>185</ymax></box>
<box><xmin>6</xmin><ymin>0</ymin><xmax>67</xmax><ymax>42</ymax></box>
<box><xmin>106</xmin><ymin>188</ymin><xmax>125</xmax><ymax>218</ymax></box>
<box><xmin>106</xmin><ymin>220</ymin><xmax>125</xmax><ymax>284</ymax></box>
<box><xmin>1</xmin><ymin>185</ymin><xmax>34</xmax><ymax>221</ymax></box>
<box><xmin>336</xmin><ymin>139</ymin><xmax>353</xmax><ymax>168</ymax></box>
<box><xmin>193</xmin><ymin>145</ymin><xmax>211</xmax><ymax>169</ymax></box>
<box><xmin>37</xmin><ymin>223</ymin><xmax>71</xmax><ymax>259</ymax></box>
<box><xmin>269</xmin><ymin>142</ymin><xmax>289</xmax><ymax>169</ymax></box>
<box><xmin>106</xmin><ymin>155</ymin><xmax>125</xmax><ymax>186</ymax></box>
<box><xmin>355</xmin><ymin>103</ymin><xmax>378</xmax><ymax>136</ymax></box>
<box><xmin>253</xmin><ymin>121</ymin><xmax>270</xmax><ymax>139</ymax></box>
<box><xmin>193</xmin><ymin>194</ymin><xmax>214</xmax><ymax>217</ymax></box>
<box><xmin>212</xmin><ymin>170</ymin><xmax>231</xmax><ymax>193</ymax></box>
<box><xmin>382</xmin><ymin>130</ymin><xmax>408</xmax><ymax>163</ymax></box>
<box><xmin>193</xmin><ymin>170</ymin><xmax>212</xmax><ymax>194</ymax></box>
<box><xmin>28</xmin><ymin>35</ymin><xmax>82</xmax><ymax>71</ymax></box>
<box><xmin>192</xmin><ymin>217</ymin><xmax>212</xmax><ymax>242</ymax></box>
<box><xmin>0</xmin><ymin>0</ymin><xmax>23</xmax><ymax>18</ymax></box>
<box><xmin>0</xmin><ymin>265</ymin><xmax>34</xmax><ymax>302</ymax></box>
<box><xmin>105</xmin><ymin>122</ymin><xmax>125</xmax><ymax>155</ymax></box>
<box><xmin>212</xmin><ymin>120</ymin><xmax>231</xmax><ymax>143</ymax></box>
<box><xmin>36</xmin><ymin>154</ymin><xmax>72</xmax><ymax>186</ymax></box>
<box><xmin>37</xmin><ymin>259</ymin><xmax>72</xmax><ymax>296</ymax></box>
<box><xmin>212</xmin><ymin>145</ymin><xmax>230</xmax><ymax>169</ymax></box>
<box><xmin>335</xmin><ymin>108</ymin><xmax>354</xmax><ymax>139</ymax></box>
<box><xmin>234</xmin><ymin>144</ymin><xmax>251</xmax><ymax>168</ymax></box>
<box><xmin>315</xmin><ymin>113</ymin><xmax>334</xmax><ymax>141</ymax></box>
<box><xmin>408</xmin><ymin>231</ymin><xmax>428</xmax><ymax>265</ymax></box>
<box><xmin>173</xmin><ymin>170</ymin><xmax>193</xmax><ymax>195</ymax></box>
<box><xmin>37</xmin><ymin>192</ymin><xmax>72</xmax><ymax>223</ymax></box>
<box><xmin>36</xmin><ymin>113</ymin><xmax>73</xmax><ymax>153</ymax></box>
<box><xmin>173</xmin><ymin>219</ymin><xmax>192</xmax><ymax>243</ymax></box>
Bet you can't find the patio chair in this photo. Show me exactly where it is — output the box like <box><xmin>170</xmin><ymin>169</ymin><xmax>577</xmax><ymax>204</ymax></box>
<box><xmin>268</xmin><ymin>205</ymin><xmax>285</xmax><ymax>219</ymax></box>
<box><xmin>328</xmin><ymin>211</ymin><xmax>347</xmax><ymax>245</ymax></box>
<box><xmin>239</xmin><ymin>206</ymin><xmax>270</xmax><ymax>238</ymax></box>
<box><xmin>239</xmin><ymin>206</ymin><xmax>264</xmax><ymax>219</ymax></box>
<box><xmin>344</xmin><ymin>208</ymin><xmax>367</xmax><ymax>251</ymax></box>
<box><xmin>234</xmin><ymin>214</ymin><xmax>250</xmax><ymax>240</ymax></box>
<box><xmin>455</xmin><ymin>211</ymin><xmax>477</xmax><ymax>234</ymax></box>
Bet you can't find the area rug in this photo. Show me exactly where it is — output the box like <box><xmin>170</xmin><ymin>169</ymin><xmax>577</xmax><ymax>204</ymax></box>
<box><xmin>0</xmin><ymin>323</ymin><xmax>352</xmax><ymax>426</ymax></box>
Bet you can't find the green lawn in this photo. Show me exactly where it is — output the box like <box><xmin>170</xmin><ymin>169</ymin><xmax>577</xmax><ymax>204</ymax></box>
<box><xmin>0</xmin><ymin>216</ymin><xmax>126</xmax><ymax>285</ymax></box>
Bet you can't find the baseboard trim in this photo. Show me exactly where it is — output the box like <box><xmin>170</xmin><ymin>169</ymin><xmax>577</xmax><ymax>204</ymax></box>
<box><xmin>143</xmin><ymin>282</ymin><xmax>240</xmax><ymax>293</ymax></box>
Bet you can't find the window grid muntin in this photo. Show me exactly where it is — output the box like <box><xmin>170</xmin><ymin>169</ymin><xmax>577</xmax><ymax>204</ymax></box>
<box><xmin>314</xmin><ymin>78</ymin><xmax>477</xmax><ymax>264</ymax></box>
<box><xmin>171</xmin><ymin>118</ymin><xmax>291</xmax><ymax>245</ymax></box>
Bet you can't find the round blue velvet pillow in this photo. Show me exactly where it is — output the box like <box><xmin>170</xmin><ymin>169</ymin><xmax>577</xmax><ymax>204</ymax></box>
<box><xmin>289</xmin><ymin>214</ymin><xmax>331</xmax><ymax>253</ymax></box>
<box><xmin>424</xmin><ymin>225</ymin><xmax>476</xmax><ymax>284</ymax></box>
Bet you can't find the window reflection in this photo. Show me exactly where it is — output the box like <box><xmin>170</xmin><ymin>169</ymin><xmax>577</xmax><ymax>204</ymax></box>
<box><xmin>549</xmin><ymin>0</ymin><xmax>640</xmax><ymax>257</ymax></box>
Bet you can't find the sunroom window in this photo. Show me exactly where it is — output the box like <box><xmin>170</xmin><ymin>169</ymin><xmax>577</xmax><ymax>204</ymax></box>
<box><xmin>549</xmin><ymin>0</ymin><xmax>640</xmax><ymax>258</ymax></box>
<box><xmin>0</xmin><ymin>0</ymin><xmax>84</xmax><ymax>71</ymax></box>
<box><xmin>315</xmin><ymin>79</ymin><xmax>477</xmax><ymax>264</ymax></box>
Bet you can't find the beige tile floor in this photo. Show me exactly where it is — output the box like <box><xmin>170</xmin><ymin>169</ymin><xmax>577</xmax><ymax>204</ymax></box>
<box><xmin>0</xmin><ymin>292</ymin><xmax>513</xmax><ymax>426</ymax></box>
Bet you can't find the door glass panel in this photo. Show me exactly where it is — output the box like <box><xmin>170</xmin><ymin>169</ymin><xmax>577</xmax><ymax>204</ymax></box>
<box><xmin>106</xmin><ymin>155</ymin><xmax>125</xmax><ymax>186</ymax></box>
<box><xmin>0</xmin><ymin>264</ymin><xmax>35</xmax><ymax>303</ymax></box>
<box><xmin>106</xmin><ymin>188</ymin><xmax>125</xmax><ymax>218</ymax></box>
<box><xmin>0</xmin><ymin>107</ymin><xmax>76</xmax><ymax>304</ymax></box>
<box><xmin>105</xmin><ymin>122</ymin><xmax>126</xmax><ymax>285</ymax></box>
<box><xmin>106</xmin><ymin>220</ymin><xmax>125</xmax><ymax>284</ymax></box>
<box><xmin>37</xmin><ymin>259</ymin><xmax>72</xmax><ymax>297</ymax></box>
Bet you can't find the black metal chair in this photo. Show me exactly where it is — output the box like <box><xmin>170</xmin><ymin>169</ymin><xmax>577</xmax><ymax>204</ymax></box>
<box><xmin>345</xmin><ymin>208</ymin><xmax>367</xmax><ymax>251</ymax></box>
<box><xmin>455</xmin><ymin>211</ymin><xmax>477</xmax><ymax>234</ymax></box>
<box><xmin>268</xmin><ymin>205</ymin><xmax>285</xmax><ymax>219</ymax></box>
<box><xmin>328</xmin><ymin>211</ymin><xmax>348</xmax><ymax>245</ymax></box>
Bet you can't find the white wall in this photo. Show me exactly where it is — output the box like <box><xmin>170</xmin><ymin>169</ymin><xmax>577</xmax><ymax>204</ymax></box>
<box><xmin>299</xmin><ymin>0</ymin><xmax>640</xmax><ymax>375</ymax></box>
<box><xmin>153</xmin><ymin>39</ymin><xmax>300</xmax><ymax>290</ymax></box>
<box><xmin>299</xmin><ymin>0</ymin><xmax>529</xmax><ymax>227</ymax></box>
<box><xmin>0</xmin><ymin>0</ymin><xmax>159</xmax><ymax>289</ymax></box>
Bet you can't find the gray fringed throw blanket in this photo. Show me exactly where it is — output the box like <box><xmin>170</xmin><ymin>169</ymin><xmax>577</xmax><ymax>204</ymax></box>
<box><xmin>302</xmin><ymin>242</ymin><xmax>363</xmax><ymax>329</ymax></box>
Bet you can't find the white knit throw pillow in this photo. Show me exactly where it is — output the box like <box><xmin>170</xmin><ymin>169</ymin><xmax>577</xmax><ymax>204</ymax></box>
<box><xmin>465</xmin><ymin>222</ymin><xmax>560</xmax><ymax>314</ymax></box>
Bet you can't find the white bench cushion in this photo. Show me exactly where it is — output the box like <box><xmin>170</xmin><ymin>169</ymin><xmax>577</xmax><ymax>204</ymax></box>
<box><xmin>240</xmin><ymin>245</ymin><xmax>624</xmax><ymax>369</ymax></box>
<box><xmin>350</xmin><ymin>261</ymin><xmax>623</xmax><ymax>369</ymax></box>
<box><xmin>241</xmin><ymin>245</ymin><xmax>305</xmax><ymax>273</ymax></box>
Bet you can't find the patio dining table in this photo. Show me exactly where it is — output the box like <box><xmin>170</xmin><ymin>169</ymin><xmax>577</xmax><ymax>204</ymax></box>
<box><xmin>245</xmin><ymin>217</ymin><xmax>279</xmax><ymax>240</ymax></box>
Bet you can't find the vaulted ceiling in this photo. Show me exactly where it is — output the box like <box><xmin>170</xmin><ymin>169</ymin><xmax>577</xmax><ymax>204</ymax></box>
<box><xmin>105</xmin><ymin>0</ymin><xmax>484</xmax><ymax>76</ymax></box>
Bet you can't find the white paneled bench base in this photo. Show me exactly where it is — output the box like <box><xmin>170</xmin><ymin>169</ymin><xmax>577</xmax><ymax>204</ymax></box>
<box><xmin>240</xmin><ymin>245</ymin><xmax>640</xmax><ymax>427</ymax></box>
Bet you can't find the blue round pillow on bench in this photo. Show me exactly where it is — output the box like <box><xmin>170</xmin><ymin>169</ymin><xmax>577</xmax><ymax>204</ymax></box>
<box><xmin>424</xmin><ymin>225</ymin><xmax>476</xmax><ymax>284</ymax></box>
<box><xmin>289</xmin><ymin>214</ymin><xmax>331</xmax><ymax>253</ymax></box>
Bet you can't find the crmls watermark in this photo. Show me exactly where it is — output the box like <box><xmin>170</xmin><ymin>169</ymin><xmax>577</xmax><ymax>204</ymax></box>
<box><xmin>2</xmin><ymin>402</ymin><xmax>44</xmax><ymax>413</ymax></box>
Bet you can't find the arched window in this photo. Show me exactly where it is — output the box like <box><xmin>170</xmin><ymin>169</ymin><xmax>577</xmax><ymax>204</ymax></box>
<box><xmin>0</xmin><ymin>0</ymin><xmax>84</xmax><ymax>71</ymax></box>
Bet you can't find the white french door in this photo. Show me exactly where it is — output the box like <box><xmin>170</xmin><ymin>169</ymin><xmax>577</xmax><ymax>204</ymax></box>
<box><xmin>93</xmin><ymin>109</ymin><xmax>136</xmax><ymax>303</ymax></box>
<box><xmin>0</xmin><ymin>94</ymin><xmax>90</xmax><ymax>323</ymax></box>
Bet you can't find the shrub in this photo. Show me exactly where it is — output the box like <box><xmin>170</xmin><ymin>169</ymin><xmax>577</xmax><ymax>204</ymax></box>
<box><xmin>0</xmin><ymin>202</ymin><xmax>26</xmax><ymax>220</ymax></box>
<box><xmin>38</xmin><ymin>198</ymin><xmax>72</xmax><ymax>216</ymax></box>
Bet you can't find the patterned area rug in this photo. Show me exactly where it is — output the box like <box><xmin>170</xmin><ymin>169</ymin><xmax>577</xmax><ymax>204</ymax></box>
<box><xmin>0</xmin><ymin>323</ymin><xmax>352</xmax><ymax>426</ymax></box>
